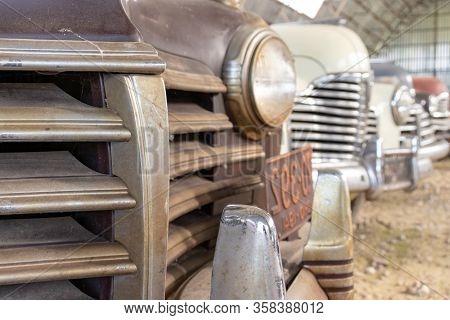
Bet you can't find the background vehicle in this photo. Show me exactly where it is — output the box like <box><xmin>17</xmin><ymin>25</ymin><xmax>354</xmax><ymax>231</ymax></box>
<box><xmin>371</xmin><ymin>61</ymin><xmax>449</xmax><ymax>166</ymax></box>
<box><xmin>413</xmin><ymin>76</ymin><xmax>450</xmax><ymax>142</ymax></box>
<box><xmin>273</xmin><ymin>23</ymin><xmax>376</xmax><ymax>201</ymax></box>
<box><xmin>274</xmin><ymin>24</ymin><xmax>442</xmax><ymax>214</ymax></box>
<box><xmin>0</xmin><ymin>0</ymin><xmax>351</xmax><ymax>300</ymax></box>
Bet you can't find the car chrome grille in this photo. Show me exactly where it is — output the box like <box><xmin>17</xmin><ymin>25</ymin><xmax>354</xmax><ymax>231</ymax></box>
<box><xmin>0</xmin><ymin>78</ymin><xmax>140</xmax><ymax>299</ymax></box>
<box><xmin>289</xmin><ymin>73</ymin><xmax>371</xmax><ymax>163</ymax></box>
<box><xmin>400</xmin><ymin>105</ymin><xmax>437</xmax><ymax>147</ymax></box>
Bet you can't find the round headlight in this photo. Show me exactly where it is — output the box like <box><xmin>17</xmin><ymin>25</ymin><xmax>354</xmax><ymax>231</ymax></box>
<box><xmin>223</xmin><ymin>27</ymin><xmax>296</xmax><ymax>140</ymax></box>
<box><xmin>391</xmin><ymin>86</ymin><xmax>414</xmax><ymax>125</ymax></box>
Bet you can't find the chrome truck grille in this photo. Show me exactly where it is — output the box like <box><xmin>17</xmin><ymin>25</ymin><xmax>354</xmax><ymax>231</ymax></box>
<box><xmin>164</xmin><ymin>63</ymin><xmax>265</xmax><ymax>299</ymax></box>
<box><xmin>400</xmin><ymin>105</ymin><xmax>437</xmax><ymax>148</ymax></box>
<box><xmin>289</xmin><ymin>73</ymin><xmax>371</xmax><ymax>163</ymax></box>
<box><xmin>0</xmin><ymin>78</ymin><xmax>161</xmax><ymax>299</ymax></box>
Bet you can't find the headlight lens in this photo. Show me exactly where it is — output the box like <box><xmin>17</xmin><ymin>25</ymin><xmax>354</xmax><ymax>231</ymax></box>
<box><xmin>250</xmin><ymin>37</ymin><xmax>296</xmax><ymax>128</ymax></box>
<box><xmin>392</xmin><ymin>86</ymin><xmax>414</xmax><ymax>125</ymax></box>
<box><xmin>223</xmin><ymin>28</ymin><xmax>296</xmax><ymax>140</ymax></box>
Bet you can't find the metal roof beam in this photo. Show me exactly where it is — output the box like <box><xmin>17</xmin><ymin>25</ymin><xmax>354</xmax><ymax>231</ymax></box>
<box><xmin>352</xmin><ymin>0</ymin><xmax>394</xmax><ymax>33</ymax></box>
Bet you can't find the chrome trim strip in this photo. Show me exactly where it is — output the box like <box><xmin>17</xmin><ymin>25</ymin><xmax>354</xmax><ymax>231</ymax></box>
<box><xmin>293</xmin><ymin>104</ymin><xmax>360</xmax><ymax>117</ymax></box>
<box><xmin>306</xmin><ymin>89</ymin><xmax>361</xmax><ymax>100</ymax></box>
<box><xmin>291</xmin><ymin>132</ymin><xmax>360</xmax><ymax>143</ymax></box>
<box><xmin>314</xmin><ymin>82</ymin><xmax>361</xmax><ymax>92</ymax></box>
<box><xmin>106</xmin><ymin>75</ymin><xmax>170</xmax><ymax>299</ymax></box>
<box><xmin>307</xmin><ymin>142</ymin><xmax>361</xmax><ymax>153</ymax></box>
<box><xmin>295</xmin><ymin>97</ymin><xmax>360</xmax><ymax>109</ymax></box>
<box><xmin>0</xmin><ymin>38</ymin><xmax>165</xmax><ymax>74</ymax></box>
<box><xmin>290</xmin><ymin>123</ymin><xmax>360</xmax><ymax>135</ymax></box>
<box><xmin>418</xmin><ymin>139</ymin><xmax>449</xmax><ymax>161</ymax></box>
<box><xmin>290</xmin><ymin>113</ymin><xmax>359</xmax><ymax>126</ymax></box>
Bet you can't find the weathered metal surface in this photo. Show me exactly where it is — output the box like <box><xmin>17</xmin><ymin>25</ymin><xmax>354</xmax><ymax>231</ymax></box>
<box><xmin>169</xmin><ymin>175</ymin><xmax>262</xmax><ymax>222</ymax></box>
<box><xmin>170</xmin><ymin>141</ymin><xmax>264</xmax><ymax>179</ymax></box>
<box><xmin>124</xmin><ymin>0</ymin><xmax>249</xmax><ymax>75</ymax></box>
<box><xmin>0</xmin><ymin>281</ymin><xmax>92</xmax><ymax>300</ymax></box>
<box><xmin>165</xmin><ymin>248</ymin><xmax>214</xmax><ymax>298</ymax></box>
<box><xmin>303</xmin><ymin>171</ymin><xmax>354</xmax><ymax>300</ymax></box>
<box><xmin>212</xmin><ymin>0</ymin><xmax>241</xmax><ymax>8</ymax></box>
<box><xmin>279</xmin><ymin>222</ymin><xmax>310</xmax><ymax>284</ymax></box>
<box><xmin>161</xmin><ymin>51</ymin><xmax>227</xmax><ymax>93</ymax></box>
<box><xmin>171</xmin><ymin>263</ymin><xmax>213</xmax><ymax>300</ymax></box>
<box><xmin>383</xmin><ymin>136</ymin><xmax>420</xmax><ymax>192</ymax></box>
<box><xmin>265</xmin><ymin>145</ymin><xmax>314</xmax><ymax>239</ymax></box>
<box><xmin>286</xmin><ymin>269</ymin><xmax>328</xmax><ymax>300</ymax></box>
<box><xmin>168</xmin><ymin>102</ymin><xmax>232</xmax><ymax>135</ymax></box>
<box><xmin>167</xmin><ymin>214</ymin><xmax>220</xmax><ymax>265</ymax></box>
<box><xmin>362</xmin><ymin>137</ymin><xmax>384</xmax><ymax>200</ymax></box>
<box><xmin>0</xmin><ymin>39</ymin><xmax>165</xmax><ymax>74</ymax></box>
<box><xmin>0</xmin><ymin>0</ymin><xmax>139</xmax><ymax>42</ymax></box>
<box><xmin>0</xmin><ymin>151</ymin><xmax>135</xmax><ymax>215</ymax></box>
<box><xmin>105</xmin><ymin>75</ymin><xmax>170</xmax><ymax>300</ymax></box>
<box><xmin>0</xmin><ymin>83</ymin><xmax>131</xmax><ymax>142</ymax></box>
<box><xmin>211</xmin><ymin>205</ymin><xmax>286</xmax><ymax>300</ymax></box>
<box><xmin>0</xmin><ymin>217</ymin><xmax>136</xmax><ymax>286</ymax></box>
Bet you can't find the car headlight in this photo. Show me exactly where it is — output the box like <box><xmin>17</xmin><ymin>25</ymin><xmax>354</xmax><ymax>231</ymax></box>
<box><xmin>428</xmin><ymin>92</ymin><xmax>449</xmax><ymax>117</ymax></box>
<box><xmin>391</xmin><ymin>86</ymin><xmax>414</xmax><ymax>125</ymax></box>
<box><xmin>223</xmin><ymin>26</ymin><xmax>296</xmax><ymax>140</ymax></box>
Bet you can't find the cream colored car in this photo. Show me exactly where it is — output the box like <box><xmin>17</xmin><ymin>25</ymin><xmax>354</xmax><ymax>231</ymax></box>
<box><xmin>273</xmin><ymin>23</ymin><xmax>436</xmax><ymax>210</ymax></box>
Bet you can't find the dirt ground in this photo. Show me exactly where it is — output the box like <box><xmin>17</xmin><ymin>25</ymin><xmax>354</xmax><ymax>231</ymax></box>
<box><xmin>353</xmin><ymin>157</ymin><xmax>450</xmax><ymax>300</ymax></box>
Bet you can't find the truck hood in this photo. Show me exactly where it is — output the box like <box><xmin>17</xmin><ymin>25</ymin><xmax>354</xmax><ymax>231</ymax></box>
<box><xmin>123</xmin><ymin>0</ymin><xmax>263</xmax><ymax>76</ymax></box>
<box><xmin>0</xmin><ymin>0</ymin><xmax>140</xmax><ymax>42</ymax></box>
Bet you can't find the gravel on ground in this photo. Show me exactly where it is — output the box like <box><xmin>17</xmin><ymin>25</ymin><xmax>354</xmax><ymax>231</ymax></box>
<box><xmin>353</xmin><ymin>158</ymin><xmax>450</xmax><ymax>299</ymax></box>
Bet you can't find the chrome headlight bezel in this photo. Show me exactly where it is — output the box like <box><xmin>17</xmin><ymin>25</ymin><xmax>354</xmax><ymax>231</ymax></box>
<box><xmin>223</xmin><ymin>25</ymin><xmax>296</xmax><ymax>140</ymax></box>
<box><xmin>391</xmin><ymin>86</ymin><xmax>415</xmax><ymax>125</ymax></box>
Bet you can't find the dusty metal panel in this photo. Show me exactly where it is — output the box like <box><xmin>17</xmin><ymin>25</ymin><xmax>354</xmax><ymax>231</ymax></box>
<box><xmin>106</xmin><ymin>75</ymin><xmax>170</xmax><ymax>300</ymax></box>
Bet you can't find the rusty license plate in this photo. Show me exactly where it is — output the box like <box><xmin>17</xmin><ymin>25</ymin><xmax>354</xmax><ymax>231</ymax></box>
<box><xmin>265</xmin><ymin>145</ymin><xmax>314</xmax><ymax>239</ymax></box>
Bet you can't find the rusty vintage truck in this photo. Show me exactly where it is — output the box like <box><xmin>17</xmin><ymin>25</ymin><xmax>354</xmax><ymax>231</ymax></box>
<box><xmin>0</xmin><ymin>0</ymin><xmax>353</xmax><ymax>300</ymax></box>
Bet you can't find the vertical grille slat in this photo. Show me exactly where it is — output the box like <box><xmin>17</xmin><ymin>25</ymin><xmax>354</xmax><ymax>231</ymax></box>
<box><xmin>289</xmin><ymin>73</ymin><xmax>371</xmax><ymax>163</ymax></box>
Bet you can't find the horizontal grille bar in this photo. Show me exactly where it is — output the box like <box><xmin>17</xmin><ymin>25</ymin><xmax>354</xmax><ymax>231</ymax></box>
<box><xmin>165</xmin><ymin>247</ymin><xmax>213</xmax><ymax>297</ymax></box>
<box><xmin>0</xmin><ymin>152</ymin><xmax>136</xmax><ymax>216</ymax></box>
<box><xmin>170</xmin><ymin>141</ymin><xmax>264</xmax><ymax>179</ymax></box>
<box><xmin>169</xmin><ymin>175</ymin><xmax>262</xmax><ymax>222</ymax></box>
<box><xmin>169</xmin><ymin>102</ymin><xmax>232</xmax><ymax>135</ymax></box>
<box><xmin>289</xmin><ymin>73</ymin><xmax>370</xmax><ymax>162</ymax></box>
<box><xmin>167</xmin><ymin>214</ymin><xmax>219</xmax><ymax>265</ymax></box>
<box><xmin>0</xmin><ymin>83</ymin><xmax>131</xmax><ymax>142</ymax></box>
<box><xmin>0</xmin><ymin>217</ymin><xmax>136</xmax><ymax>286</ymax></box>
<box><xmin>400</xmin><ymin>107</ymin><xmax>437</xmax><ymax>147</ymax></box>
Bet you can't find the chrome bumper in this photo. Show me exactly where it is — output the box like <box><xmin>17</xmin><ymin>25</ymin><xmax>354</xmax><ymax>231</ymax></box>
<box><xmin>313</xmin><ymin>137</ymin><xmax>435</xmax><ymax>196</ymax></box>
<box><xmin>313</xmin><ymin>162</ymin><xmax>371</xmax><ymax>193</ymax></box>
<box><xmin>418</xmin><ymin>139</ymin><xmax>449</xmax><ymax>161</ymax></box>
